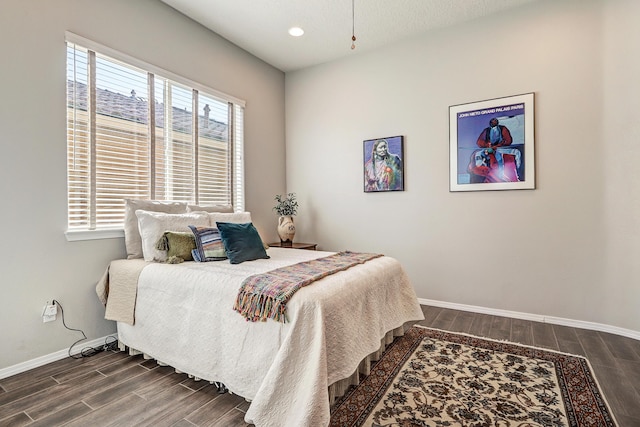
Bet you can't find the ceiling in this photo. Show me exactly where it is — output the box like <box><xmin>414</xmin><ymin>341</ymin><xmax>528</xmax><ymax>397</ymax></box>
<box><xmin>160</xmin><ymin>0</ymin><xmax>538</xmax><ymax>72</ymax></box>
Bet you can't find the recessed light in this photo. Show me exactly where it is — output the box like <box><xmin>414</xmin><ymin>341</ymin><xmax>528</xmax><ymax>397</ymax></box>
<box><xmin>288</xmin><ymin>27</ymin><xmax>304</xmax><ymax>37</ymax></box>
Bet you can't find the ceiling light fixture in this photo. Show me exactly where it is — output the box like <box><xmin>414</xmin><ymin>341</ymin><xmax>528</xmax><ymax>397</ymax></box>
<box><xmin>351</xmin><ymin>0</ymin><xmax>356</xmax><ymax>49</ymax></box>
<box><xmin>288</xmin><ymin>27</ymin><xmax>304</xmax><ymax>37</ymax></box>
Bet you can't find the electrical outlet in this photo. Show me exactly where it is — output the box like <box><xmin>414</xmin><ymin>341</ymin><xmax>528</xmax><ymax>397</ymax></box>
<box><xmin>42</xmin><ymin>302</ymin><xmax>57</xmax><ymax>323</ymax></box>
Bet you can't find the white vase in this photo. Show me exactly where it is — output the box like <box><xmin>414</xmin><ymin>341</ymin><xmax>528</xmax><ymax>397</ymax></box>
<box><xmin>277</xmin><ymin>216</ymin><xmax>296</xmax><ymax>245</ymax></box>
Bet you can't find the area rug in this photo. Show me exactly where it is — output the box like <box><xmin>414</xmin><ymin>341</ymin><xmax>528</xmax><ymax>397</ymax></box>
<box><xmin>330</xmin><ymin>326</ymin><xmax>617</xmax><ymax>427</ymax></box>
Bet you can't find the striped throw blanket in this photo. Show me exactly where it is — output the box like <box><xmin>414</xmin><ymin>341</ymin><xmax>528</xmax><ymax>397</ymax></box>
<box><xmin>234</xmin><ymin>251</ymin><xmax>383</xmax><ymax>322</ymax></box>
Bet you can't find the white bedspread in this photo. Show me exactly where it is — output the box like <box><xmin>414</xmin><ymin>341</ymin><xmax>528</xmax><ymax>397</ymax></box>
<box><xmin>116</xmin><ymin>247</ymin><xmax>424</xmax><ymax>427</ymax></box>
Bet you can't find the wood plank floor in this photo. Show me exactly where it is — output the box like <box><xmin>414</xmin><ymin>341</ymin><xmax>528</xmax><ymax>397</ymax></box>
<box><xmin>1</xmin><ymin>305</ymin><xmax>639</xmax><ymax>426</ymax></box>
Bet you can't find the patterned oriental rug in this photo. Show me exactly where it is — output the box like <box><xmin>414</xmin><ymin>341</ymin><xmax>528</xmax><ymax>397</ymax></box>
<box><xmin>330</xmin><ymin>326</ymin><xmax>617</xmax><ymax>427</ymax></box>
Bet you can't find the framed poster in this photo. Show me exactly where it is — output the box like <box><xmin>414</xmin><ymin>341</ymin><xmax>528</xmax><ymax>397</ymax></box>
<box><xmin>449</xmin><ymin>93</ymin><xmax>535</xmax><ymax>192</ymax></box>
<box><xmin>363</xmin><ymin>135</ymin><xmax>404</xmax><ymax>192</ymax></box>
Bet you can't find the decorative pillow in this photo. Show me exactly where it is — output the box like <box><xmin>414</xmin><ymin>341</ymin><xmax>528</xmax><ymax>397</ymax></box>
<box><xmin>155</xmin><ymin>231</ymin><xmax>196</xmax><ymax>262</ymax></box>
<box><xmin>191</xmin><ymin>248</ymin><xmax>203</xmax><ymax>262</ymax></box>
<box><xmin>209</xmin><ymin>212</ymin><xmax>269</xmax><ymax>249</ymax></box>
<box><xmin>208</xmin><ymin>211</ymin><xmax>252</xmax><ymax>225</ymax></box>
<box><xmin>216</xmin><ymin>222</ymin><xmax>270</xmax><ymax>264</ymax></box>
<box><xmin>124</xmin><ymin>199</ymin><xmax>187</xmax><ymax>259</ymax></box>
<box><xmin>136</xmin><ymin>210</ymin><xmax>209</xmax><ymax>262</ymax></box>
<box><xmin>187</xmin><ymin>204</ymin><xmax>234</xmax><ymax>213</ymax></box>
<box><xmin>189</xmin><ymin>226</ymin><xmax>227</xmax><ymax>261</ymax></box>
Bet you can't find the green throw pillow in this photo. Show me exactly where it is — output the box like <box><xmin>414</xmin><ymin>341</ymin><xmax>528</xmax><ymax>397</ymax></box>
<box><xmin>155</xmin><ymin>231</ymin><xmax>196</xmax><ymax>262</ymax></box>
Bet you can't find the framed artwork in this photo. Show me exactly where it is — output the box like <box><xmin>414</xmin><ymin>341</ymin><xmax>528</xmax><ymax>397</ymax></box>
<box><xmin>363</xmin><ymin>135</ymin><xmax>404</xmax><ymax>192</ymax></box>
<box><xmin>449</xmin><ymin>93</ymin><xmax>535</xmax><ymax>192</ymax></box>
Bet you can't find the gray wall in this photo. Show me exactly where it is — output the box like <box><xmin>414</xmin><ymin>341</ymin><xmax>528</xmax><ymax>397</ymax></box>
<box><xmin>3</xmin><ymin>0</ymin><xmax>638</xmax><ymax>372</ymax></box>
<box><xmin>0</xmin><ymin>0</ymin><xmax>285</xmax><ymax>369</ymax></box>
<box><xmin>285</xmin><ymin>0</ymin><xmax>640</xmax><ymax>333</ymax></box>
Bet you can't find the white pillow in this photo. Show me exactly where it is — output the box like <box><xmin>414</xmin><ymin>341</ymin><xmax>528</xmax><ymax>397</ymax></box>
<box><xmin>208</xmin><ymin>211</ymin><xmax>252</xmax><ymax>225</ymax></box>
<box><xmin>124</xmin><ymin>199</ymin><xmax>188</xmax><ymax>259</ymax></box>
<box><xmin>186</xmin><ymin>204</ymin><xmax>234</xmax><ymax>214</ymax></box>
<box><xmin>136</xmin><ymin>210</ymin><xmax>209</xmax><ymax>262</ymax></box>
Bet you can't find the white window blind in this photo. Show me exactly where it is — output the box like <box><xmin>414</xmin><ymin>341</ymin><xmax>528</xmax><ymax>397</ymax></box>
<box><xmin>66</xmin><ymin>33</ymin><xmax>245</xmax><ymax>232</ymax></box>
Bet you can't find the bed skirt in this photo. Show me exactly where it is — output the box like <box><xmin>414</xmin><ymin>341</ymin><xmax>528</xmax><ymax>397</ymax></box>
<box><xmin>328</xmin><ymin>325</ymin><xmax>405</xmax><ymax>405</ymax></box>
<box><xmin>117</xmin><ymin>324</ymin><xmax>407</xmax><ymax>406</ymax></box>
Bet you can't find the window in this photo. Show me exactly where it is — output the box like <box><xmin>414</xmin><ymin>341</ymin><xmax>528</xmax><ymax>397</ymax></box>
<box><xmin>66</xmin><ymin>33</ymin><xmax>245</xmax><ymax>237</ymax></box>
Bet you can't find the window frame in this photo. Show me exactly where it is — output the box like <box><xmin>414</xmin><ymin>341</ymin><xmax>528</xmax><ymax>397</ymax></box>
<box><xmin>64</xmin><ymin>32</ymin><xmax>245</xmax><ymax>241</ymax></box>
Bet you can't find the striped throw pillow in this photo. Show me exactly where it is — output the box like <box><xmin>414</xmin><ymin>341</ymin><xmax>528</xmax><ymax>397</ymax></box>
<box><xmin>189</xmin><ymin>226</ymin><xmax>227</xmax><ymax>262</ymax></box>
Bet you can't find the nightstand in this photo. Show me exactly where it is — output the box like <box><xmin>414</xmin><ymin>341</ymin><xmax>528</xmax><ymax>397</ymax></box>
<box><xmin>268</xmin><ymin>242</ymin><xmax>317</xmax><ymax>250</ymax></box>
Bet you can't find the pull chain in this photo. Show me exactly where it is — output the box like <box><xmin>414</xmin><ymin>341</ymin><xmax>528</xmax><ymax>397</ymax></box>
<box><xmin>351</xmin><ymin>0</ymin><xmax>356</xmax><ymax>49</ymax></box>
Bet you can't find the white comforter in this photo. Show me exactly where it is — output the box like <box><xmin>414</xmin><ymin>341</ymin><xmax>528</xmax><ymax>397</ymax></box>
<box><xmin>117</xmin><ymin>247</ymin><xmax>424</xmax><ymax>427</ymax></box>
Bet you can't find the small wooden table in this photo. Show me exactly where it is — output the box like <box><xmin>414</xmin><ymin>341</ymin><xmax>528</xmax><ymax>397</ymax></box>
<box><xmin>268</xmin><ymin>242</ymin><xmax>317</xmax><ymax>250</ymax></box>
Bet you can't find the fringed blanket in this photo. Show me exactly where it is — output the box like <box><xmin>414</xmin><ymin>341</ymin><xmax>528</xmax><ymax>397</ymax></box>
<box><xmin>234</xmin><ymin>251</ymin><xmax>383</xmax><ymax>322</ymax></box>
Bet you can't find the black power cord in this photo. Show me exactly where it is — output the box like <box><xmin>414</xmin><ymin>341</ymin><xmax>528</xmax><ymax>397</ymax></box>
<box><xmin>53</xmin><ymin>299</ymin><xmax>118</xmax><ymax>359</ymax></box>
<box><xmin>53</xmin><ymin>301</ymin><xmax>229</xmax><ymax>392</ymax></box>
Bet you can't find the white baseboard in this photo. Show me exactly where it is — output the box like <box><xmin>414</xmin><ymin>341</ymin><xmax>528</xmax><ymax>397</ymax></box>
<box><xmin>0</xmin><ymin>335</ymin><xmax>114</xmax><ymax>380</ymax></box>
<box><xmin>3</xmin><ymin>302</ymin><xmax>638</xmax><ymax>380</ymax></box>
<box><xmin>419</xmin><ymin>298</ymin><xmax>640</xmax><ymax>341</ymax></box>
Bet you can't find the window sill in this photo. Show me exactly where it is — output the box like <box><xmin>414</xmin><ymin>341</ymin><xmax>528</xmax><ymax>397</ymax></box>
<box><xmin>65</xmin><ymin>228</ymin><xmax>124</xmax><ymax>242</ymax></box>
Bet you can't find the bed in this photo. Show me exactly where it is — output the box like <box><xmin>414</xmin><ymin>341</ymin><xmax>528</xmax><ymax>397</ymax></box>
<box><xmin>96</xmin><ymin>203</ymin><xmax>424</xmax><ymax>426</ymax></box>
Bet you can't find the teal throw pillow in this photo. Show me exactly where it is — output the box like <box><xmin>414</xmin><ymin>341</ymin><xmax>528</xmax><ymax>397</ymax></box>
<box><xmin>216</xmin><ymin>222</ymin><xmax>270</xmax><ymax>264</ymax></box>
